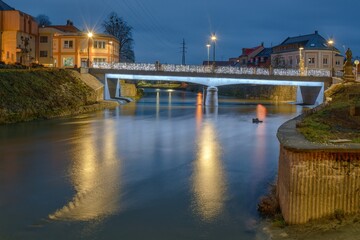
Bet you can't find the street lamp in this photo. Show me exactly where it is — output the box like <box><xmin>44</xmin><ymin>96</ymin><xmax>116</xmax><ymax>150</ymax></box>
<box><xmin>299</xmin><ymin>47</ymin><xmax>305</xmax><ymax>76</ymax></box>
<box><xmin>87</xmin><ymin>32</ymin><xmax>93</xmax><ymax>68</ymax></box>
<box><xmin>206</xmin><ymin>43</ymin><xmax>211</xmax><ymax>66</ymax></box>
<box><xmin>211</xmin><ymin>33</ymin><xmax>217</xmax><ymax>64</ymax></box>
<box><xmin>109</xmin><ymin>41</ymin><xmax>113</xmax><ymax>63</ymax></box>
<box><xmin>355</xmin><ymin>59</ymin><xmax>359</xmax><ymax>81</ymax></box>
<box><xmin>328</xmin><ymin>39</ymin><xmax>334</xmax><ymax>77</ymax></box>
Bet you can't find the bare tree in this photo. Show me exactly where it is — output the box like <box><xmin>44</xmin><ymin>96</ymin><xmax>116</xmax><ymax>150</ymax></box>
<box><xmin>35</xmin><ymin>14</ymin><xmax>52</xmax><ymax>27</ymax></box>
<box><xmin>102</xmin><ymin>12</ymin><xmax>135</xmax><ymax>63</ymax></box>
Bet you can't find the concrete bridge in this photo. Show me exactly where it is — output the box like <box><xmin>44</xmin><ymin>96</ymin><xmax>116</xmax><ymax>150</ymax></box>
<box><xmin>90</xmin><ymin>63</ymin><xmax>333</xmax><ymax>106</ymax></box>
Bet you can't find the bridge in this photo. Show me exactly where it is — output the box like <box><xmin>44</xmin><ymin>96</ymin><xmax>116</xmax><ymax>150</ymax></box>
<box><xmin>90</xmin><ymin>62</ymin><xmax>333</xmax><ymax>106</ymax></box>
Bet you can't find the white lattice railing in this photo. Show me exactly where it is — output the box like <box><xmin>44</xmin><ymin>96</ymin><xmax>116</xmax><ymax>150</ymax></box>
<box><xmin>92</xmin><ymin>62</ymin><xmax>331</xmax><ymax>77</ymax></box>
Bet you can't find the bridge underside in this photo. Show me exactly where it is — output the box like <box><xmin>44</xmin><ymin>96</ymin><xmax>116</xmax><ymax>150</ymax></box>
<box><xmin>104</xmin><ymin>73</ymin><xmax>325</xmax><ymax>105</ymax></box>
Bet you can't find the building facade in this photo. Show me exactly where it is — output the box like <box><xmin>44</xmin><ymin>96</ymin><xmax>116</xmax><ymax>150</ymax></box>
<box><xmin>38</xmin><ymin>20</ymin><xmax>119</xmax><ymax>68</ymax></box>
<box><xmin>0</xmin><ymin>1</ymin><xmax>38</xmax><ymax>65</ymax></box>
<box><xmin>271</xmin><ymin>31</ymin><xmax>343</xmax><ymax>72</ymax></box>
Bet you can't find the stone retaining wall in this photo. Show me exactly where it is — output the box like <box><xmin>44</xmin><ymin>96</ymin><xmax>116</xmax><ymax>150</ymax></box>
<box><xmin>277</xmin><ymin>118</ymin><xmax>360</xmax><ymax>224</ymax></box>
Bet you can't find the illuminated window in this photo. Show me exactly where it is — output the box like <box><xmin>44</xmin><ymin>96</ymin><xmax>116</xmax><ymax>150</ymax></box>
<box><xmin>63</xmin><ymin>57</ymin><xmax>74</xmax><ymax>67</ymax></box>
<box><xmin>63</xmin><ymin>40</ymin><xmax>73</xmax><ymax>49</ymax></box>
<box><xmin>94</xmin><ymin>58</ymin><xmax>106</xmax><ymax>62</ymax></box>
<box><xmin>308</xmin><ymin>58</ymin><xmax>315</xmax><ymax>64</ymax></box>
<box><xmin>94</xmin><ymin>41</ymin><xmax>106</xmax><ymax>49</ymax></box>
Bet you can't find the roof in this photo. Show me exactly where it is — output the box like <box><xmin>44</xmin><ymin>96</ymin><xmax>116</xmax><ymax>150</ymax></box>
<box><xmin>49</xmin><ymin>25</ymin><xmax>81</xmax><ymax>33</ymax></box>
<box><xmin>275</xmin><ymin>31</ymin><xmax>339</xmax><ymax>52</ymax></box>
<box><xmin>256</xmin><ymin>48</ymin><xmax>273</xmax><ymax>57</ymax></box>
<box><xmin>0</xmin><ymin>0</ymin><xmax>14</xmax><ymax>10</ymax></box>
<box><xmin>240</xmin><ymin>45</ymin><xmax>263</xmax><ymax>57</ymax></box>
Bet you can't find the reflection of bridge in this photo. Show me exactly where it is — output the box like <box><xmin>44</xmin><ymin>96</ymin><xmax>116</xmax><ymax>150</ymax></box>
<box><xmin>90</xmin><ymin>63</ymin><xmax>333</xmax><ymax>105</ymax></box>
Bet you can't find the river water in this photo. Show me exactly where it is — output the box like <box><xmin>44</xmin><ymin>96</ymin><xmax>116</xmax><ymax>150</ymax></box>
<box><xmin>0</xmin><ymin>89</ymin><xmax>305</xmax><ymax>239</ymax></box>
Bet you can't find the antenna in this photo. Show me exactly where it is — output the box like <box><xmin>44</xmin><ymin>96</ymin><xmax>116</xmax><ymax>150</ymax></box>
<box><xmin>181</xmin><ymin>38</ymin><xmax>187</xmax><ymax>65</ymax></box>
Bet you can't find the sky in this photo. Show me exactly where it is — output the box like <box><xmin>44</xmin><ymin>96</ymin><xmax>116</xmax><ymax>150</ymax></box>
<box><xmin>8</xmin><ymin>0</ymin><xmax>360</xmax><ymax>65</ymax></box>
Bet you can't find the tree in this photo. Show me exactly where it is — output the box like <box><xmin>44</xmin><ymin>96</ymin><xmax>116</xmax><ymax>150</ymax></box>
<box><xmin>35</xmin><ymin>14</ymin><xmax>52</xmax><ymax>27</ymax></box>
<box><xmin>102</xmin><ymin>12</ymin><xmax>135</xmax><ymax>63</ymax></box>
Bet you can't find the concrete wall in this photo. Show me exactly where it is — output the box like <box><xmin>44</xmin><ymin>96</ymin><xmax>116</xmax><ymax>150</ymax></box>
<box><xmin>278</xmin><ymin>146</ymin><xmax>360</xmax><ymax>224</ymax></box>
<box><xmin>277</xmin><ymin>118</ymin><xmax>360</xmax><ymax>224</ymax></box>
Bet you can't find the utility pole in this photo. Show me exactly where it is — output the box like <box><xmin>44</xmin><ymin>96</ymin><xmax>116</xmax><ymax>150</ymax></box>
<box><xmin>181</xmin><ymin>38</ymin><xmax>186</xmax><ymax>65</ymax></box>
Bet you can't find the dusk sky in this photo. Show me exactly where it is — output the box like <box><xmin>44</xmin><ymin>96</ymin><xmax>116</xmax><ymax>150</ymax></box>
<box><xmin>9</xmin><ymin>0</ymin><xmax>360</xmax><ymax>64</ymax></box>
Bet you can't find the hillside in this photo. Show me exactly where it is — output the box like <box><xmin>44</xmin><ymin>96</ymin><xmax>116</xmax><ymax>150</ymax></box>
<box><xmin>0</xmin><ymin>69</ymin><xmax>118</xmax><ymax>124</ymax></box>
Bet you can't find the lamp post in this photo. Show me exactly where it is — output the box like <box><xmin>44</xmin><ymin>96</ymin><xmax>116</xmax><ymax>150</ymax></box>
<box><xmin>109</xmin><ymin>41</ymin><xmax>113</xmax><ymax>63</ymax></box>
<box><xmin>206</xmin><ymin>43</ymin><xmax>211</xmax><ymax>66</ymax></box>
<box><xmin>299</xmin><ymin>47</ymin><xmax>305</xmax><ymax>76</ymax></box>
<box><xmin>87</xmin><ymin>32</ymin><xmax>93</xmax><ymax>68</ymax></box>
<box><xmin>355</xmin><ymin>59</ymin><xmax>359</xmax><ymax>81</ymax></box>
<box><xmin>328</xmin><ymin>39</ymin><xmax>334</xmax><ymax>77</ymax></box>
<box><xmin>211</xmin><ymin>33</ymin><xmax>217</xmax><ymax>64</ymax></box>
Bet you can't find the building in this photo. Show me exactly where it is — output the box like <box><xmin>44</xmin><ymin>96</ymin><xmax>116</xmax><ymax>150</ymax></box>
<box><xmin>0</xmin><ymin>0</ymin><xmax>38</xmax><ymax>64</ymax></box>
<box><xmin>271</xmin><ymin>31</ymin><xmax>343</xmax><ymax>72</ymax></box>
<box><xmin>38</xmin><ymin>20</ymin><xmax>119</xmax><ymax>67</ymax></box>
<box><xmin>238</xmin><ymin>44</ymin><xmax>264</xmax><ymax>67</ymax></box>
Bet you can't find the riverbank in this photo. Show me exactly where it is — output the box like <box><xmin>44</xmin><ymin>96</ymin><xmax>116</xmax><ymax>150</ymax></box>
<box><xmin>259</xmin><ymin>82</ymin><xmax>360</xmax><ymax>238</ymax></box>
<box><xmin>0</xmin><ymin>69</ymin><xmax>119</xmax><ymax>124</ymax></box>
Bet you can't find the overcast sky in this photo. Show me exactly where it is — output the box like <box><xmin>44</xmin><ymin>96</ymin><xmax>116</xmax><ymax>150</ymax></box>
<box><xmin>8</xmin><ymin>0</ymin><xmax>360</xmax><ymax>64</ymax></box>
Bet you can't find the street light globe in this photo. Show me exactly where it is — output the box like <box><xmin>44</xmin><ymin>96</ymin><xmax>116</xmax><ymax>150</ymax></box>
<box><xmin>87</xmin><ymin>32</ymin><xmax>93</xmax><ymax>38</ymax></box>
<box><xmin>355</xmin><ymin>60</ymin><xmax>359</xmax><ymax>65</ymax></box>
<box><xmin>299</xmin><ymin>47</ymin><xmax>304</xmax><ymax>50</ymax></box>
<box><xmin>211</xmin><ymin>34</ymin><xmax>217</xmax><ymax>42</ymax></box>
<box><xmin>206</xmin><ymin>44</ymin><xmax>211</xmax><ymax>48</ymax></box>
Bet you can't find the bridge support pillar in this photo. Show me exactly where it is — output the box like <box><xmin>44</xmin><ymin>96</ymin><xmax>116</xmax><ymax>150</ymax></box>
<box><xmin>296</xmin><ymin>85</ymin><xmax>324</xmax><ymax>105</ymax></box>
<box><xmin>205</xmin><ymin>86</ymin><xmax>218</xmax><ymax>107</ymax></box>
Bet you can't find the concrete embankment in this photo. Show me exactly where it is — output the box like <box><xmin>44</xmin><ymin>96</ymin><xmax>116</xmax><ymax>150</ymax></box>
<box><xmin>277</xmin><ymin>116</ymin><xmax>360</xmax><ymax>224</ymax></box>
<box><xmin>0</xmin><ymin>69</ymin><xmax>118</xmax><ymax>124</ymax></box>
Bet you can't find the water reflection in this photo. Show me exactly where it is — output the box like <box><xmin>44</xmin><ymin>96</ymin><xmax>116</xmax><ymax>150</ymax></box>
<box><xmin>192</xmin><ymin>120</ymin><xmax>227</xmax><ymax>222</ymax></box>
<box><xmin>49</xmin><ymin>120</ymin><xmax>121</xmax><ymax>221</ymax></box>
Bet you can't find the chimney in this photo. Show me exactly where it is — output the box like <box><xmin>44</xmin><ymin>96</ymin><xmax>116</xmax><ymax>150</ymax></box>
<box><xmin>66</xmin><ymin>20</ymin><xmax>73</xmax><ymax>26</ymax></box>
<box><xmin>315</xmin><ymin>30</ymin><xmax>318</xmax><ymax>35</ymax></box>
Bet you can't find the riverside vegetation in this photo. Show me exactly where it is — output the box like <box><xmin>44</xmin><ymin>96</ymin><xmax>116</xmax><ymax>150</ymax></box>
<box><xmin>0</xmin><ymin>68</ymin><xmax>118</xmax><ymax>124</ymax></box>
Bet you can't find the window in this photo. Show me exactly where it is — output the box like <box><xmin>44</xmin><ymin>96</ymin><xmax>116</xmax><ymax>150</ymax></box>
<box><xmin>40</xmin><ymin>36</ymin><xmax>48</xmax><ymax>43</ymax></box>
<box><xmin>63</xmin><ymin>57</ymin><xmax>74</xmax><ymax>67</ymax></box>
<box><xmin>6</xmin><ymin>51</ymin><xmax>9</xmax><ymax>59</ymax></box>
<box><xmin>94</xmin><ymin>58</ymin><xmax>106</xmax><ymax>63</ymax></box>
<box><xmin>40</xmin><ymin>51</ymin><xmax>47</xmax><ymax>57</ymax></box>
<box><xmin>289</xmin><ymin>56</ymin><xmax>293</xmax><ymax>65</ymax></box>
<box><xmin>260</xmin><ymin>57</ymin><xmax>264</xmax><ymax>63</ymax></box>
<box><xmin>40</xmin><ymin>51</ymin><xmax>48</xmax><ymax>57</ymax></box>
<box><xmin>94</xmin><ymin>41</ymin><xmax>106</xmax><ymax>49</ymax></box>
<box><xmin>323</xmin><ymin>58</ymin><xmax>328</xmax><ymax>65</ymax></box>
<box><xmin>336</xmin><ymin>60</ymin><xmax>341</xmax><ymax>65</ymax></box>
<box><xmin>63</xmin><ymin>40</ymin><xmax>73</xmax><ymax>49</ymax></box>
<box><xmin>308</xmin><ymin>58</ymin><xmax>315</xmax><ymax>64</ymax></box>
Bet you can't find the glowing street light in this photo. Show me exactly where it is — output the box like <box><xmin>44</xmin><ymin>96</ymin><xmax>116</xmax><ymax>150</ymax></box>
<box><xmin>211</xmin><ymin>33</ymin><xmax>217</xmax><ymax>64</ymax></box>
<box><xmin>206</xmin><ymin>43</ymin><xmax>211</xmax><ymax>66</ymax></box>
<box><xmin>299</xmin><ymin>47</ymin><xmax>305</xmax><ymax>76</ymax></box>
<box><xmin>109</xmin><ymin>41</ymin><xmax>113</xmax><ymax>63</ymax></box>
<box><xmin>355</xmin><ymin>59</ymin><xmax>359</xmax><ymax>81</ymax></box>
<box><xmin>87</xmin><ymin>32</ymin><xmax>93</xmax><ymax>68</ymax></box>
<box><xmin>328</xmin><ymin>39</ymin><xmax>334</xmax><ymax>77</ymax></box>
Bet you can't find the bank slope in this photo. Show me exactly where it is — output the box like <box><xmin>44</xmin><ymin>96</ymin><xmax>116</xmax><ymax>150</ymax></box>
<box><xmin>0</xmin><ymin>69</ymin><xmax>117</xmax><ymax>124</ymax></box>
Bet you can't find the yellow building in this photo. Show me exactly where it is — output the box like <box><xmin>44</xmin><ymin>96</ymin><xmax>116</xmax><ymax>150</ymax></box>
<box><xmin>39</xmin><ymin>20</ymin><xmax>119</xmax><ymax>68</ymax></box>
<box><xmin>0</xmin><ymin>1</ymin><xmax>38</xmax><ymax>64</ymax></box>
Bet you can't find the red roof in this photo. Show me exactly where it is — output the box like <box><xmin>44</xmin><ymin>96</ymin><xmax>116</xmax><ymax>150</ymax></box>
<box><xmin>240</xmin><ymin>46</ymin><xmax>263</xmax><ymax>57</ymax></box>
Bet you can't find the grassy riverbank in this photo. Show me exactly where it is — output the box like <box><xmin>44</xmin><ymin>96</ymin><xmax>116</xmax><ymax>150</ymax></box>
<box><xmin>0</xmin><ymin>69</ymin><xmax>118</xmax><ymax>124</ymax></box>
<box><xmin>297</xmin><ymin>82</ymin><xmax>360</xmax><ymax>143</ymax></box>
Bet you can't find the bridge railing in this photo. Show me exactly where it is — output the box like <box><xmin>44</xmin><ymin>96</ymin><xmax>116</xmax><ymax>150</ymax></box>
<box><xmin>93</xmin><ymin>62</ymin><xmax>331</xmax><ymax>77</ymax></box>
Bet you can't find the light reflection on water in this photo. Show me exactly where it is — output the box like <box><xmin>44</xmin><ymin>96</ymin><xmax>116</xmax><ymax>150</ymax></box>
<box><xmin>0</xmin><ymin>89</ymin><xmax>305</xmax><ymax>239</ymax></box>
<box><xmin>192</xmin><ymin>119</ymin><xmax>227</xmax><ymax>221</ymax></box>
<box><xmin>49</xmin><ymin>119</ymin><xmax>121</xmax><ymax>221</ymax></box>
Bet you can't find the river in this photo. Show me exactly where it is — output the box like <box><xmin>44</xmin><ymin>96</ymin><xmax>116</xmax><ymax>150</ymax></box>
<box><xmin>0</xmin><ymin>89</ymin><xmax>305</xmax><ymax>239</ymax></box>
